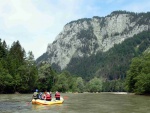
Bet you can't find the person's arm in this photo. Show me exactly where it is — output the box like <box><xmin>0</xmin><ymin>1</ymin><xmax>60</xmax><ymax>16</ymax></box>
<box><xmin>44</xmin><ymin>94</ymin><xmax>46</xmax><ymax>100</ymax></box>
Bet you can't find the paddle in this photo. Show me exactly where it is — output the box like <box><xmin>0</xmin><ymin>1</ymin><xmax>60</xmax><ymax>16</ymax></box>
<box><xmin>27</xmin><ymin>97</ymin><xmax>33</xmax><ymax>105</ymax></box>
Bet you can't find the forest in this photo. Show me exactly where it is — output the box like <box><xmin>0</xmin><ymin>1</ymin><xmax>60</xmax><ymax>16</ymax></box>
<box><xmin>0</xmin><ymin>31</ymin><xmax>150</xmax><ymax>94</ymax></box>
<box><xmin>0</xmin><ymin>39</ymin><xmax>102</xmax><ymax>93</ymax></box>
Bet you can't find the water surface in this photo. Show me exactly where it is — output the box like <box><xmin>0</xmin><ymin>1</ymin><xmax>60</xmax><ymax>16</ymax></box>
<box><xmin>0</xmin><ymin>93</ymin><xmax>150</xmax><ymax>113</ymax></box>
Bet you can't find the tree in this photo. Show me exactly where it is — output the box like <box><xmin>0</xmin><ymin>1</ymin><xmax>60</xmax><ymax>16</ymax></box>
<box><xmin>0</xmin><ymin>62</ymin><xmax>13</xmax><ymax>93</ymax></box>
<box><xmin>135</xmin><ymin>73</ymin><xmax>150</xmax><ymax>94</ymax></box>
<box><xmin>38</xmin><ymin>62</ymin><xmax>57</xmax><ymax>91</ymax></box>
<box><xmin>126</xmin><ymin>52</ymin><xmax>150</xmax><ymax>94</ymax></box>
<box><xmin>7</xmin><ymin>41</ymin><xmax>26</xmax><ymax>76</ymax></box>
<box><xmin>16</xmin><ymin>52</ymin><xmax>38</xmax><ymax>93</ymax></box>
<box><xmin>125</xmin><ymin>57</ymin><xmax>142</xmax><ymax>92</ymax></box>
<box><xmin>52</xmin><ymin>71</ymin><xmax>78</xmax><ymax>92</ymax></box>
<box><xmin>87</xmin><ymin>77</ymin><xmax>102</xmax><ymax>92</ymax></box>
<box><xmin>76</xmin><ymin>77</ymin><xmax>85</xmax><ymax>93</ymax></box>
<box><xmin>0</xmin><ymin>39</ymin><xmax>39</xmax><ymax>93</ymax></box>
<box><xmin>53</xmin><ymin>72</ymin><xmax>68</xmax><ymax>92</ymax></box>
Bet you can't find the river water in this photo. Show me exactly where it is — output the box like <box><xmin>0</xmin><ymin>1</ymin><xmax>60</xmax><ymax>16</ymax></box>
<box><xmin>0</xmin><ymin>92</ymin><xmax>150</xmax><ymax>113</ymax></box>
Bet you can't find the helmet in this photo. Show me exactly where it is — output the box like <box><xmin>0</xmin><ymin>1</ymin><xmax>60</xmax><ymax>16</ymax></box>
<box><xmin>36</xmin><ymin>89</ymin><xmax>38</xmax><ymax>92</ymax></box>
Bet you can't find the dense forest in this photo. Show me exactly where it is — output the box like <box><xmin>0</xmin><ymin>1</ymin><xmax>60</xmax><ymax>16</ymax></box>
<box><xmin>0</xmin><ymin>39</ymin><xmax>102</xmax><ymax>93</ymax></box>
<box><xmin>66</xmin><ymin>31</ymin><xmax>150</xmax><ymax>80</ymax></box>
<box><xmin>0</xmin><ymin>31</ymin><xmax>150</xmax><ymax>94</ymax></box>
<box><xmin>0</xmin><ymin>40</ymin><xmax>38</xmax><ymax>93</ymax></box>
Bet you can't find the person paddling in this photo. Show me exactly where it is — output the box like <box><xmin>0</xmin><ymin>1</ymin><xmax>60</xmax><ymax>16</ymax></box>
<box><xmin>55</xmin><ymin>91</ymin><xmax>60</xmax><ymax>100</ymax></box>
<box><xmin>45</xmin><ymin>92</ymin><xmax>52</xmax><ymax>101</ymax></box>
<box><xmin>32</xmin><ymin>89</ymin><xmax>39</xmax><ymax>99</ymax></box>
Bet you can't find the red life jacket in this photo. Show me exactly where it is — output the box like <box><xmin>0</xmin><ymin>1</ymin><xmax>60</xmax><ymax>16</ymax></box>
<box><xmin>46</xmin><ymin>94</ymin><xmax>51</xmax><ymax>100</ymax></box>
<box><xmin>55</xmin><ymin>92</ymin><xmax>60</xmax><ymax>98</ymax></box>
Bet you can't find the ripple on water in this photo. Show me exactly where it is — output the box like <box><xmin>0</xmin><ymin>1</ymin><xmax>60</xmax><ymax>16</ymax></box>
<box><xmin>0</xmin><ymin>101</ymin><xmax>31</xmax><ymax>113</ymax></box>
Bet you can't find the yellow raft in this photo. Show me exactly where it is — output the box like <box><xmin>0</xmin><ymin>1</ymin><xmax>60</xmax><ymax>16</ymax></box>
<box><xmin>32</xmin><ymin>97</ymin><xmax>64</xmax><ymax>105</ymax></box>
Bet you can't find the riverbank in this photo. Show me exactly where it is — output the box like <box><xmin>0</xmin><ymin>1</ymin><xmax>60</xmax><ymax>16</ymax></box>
<box><xmin>66</xmin><ymin>91</ymin><xmax>134</xmax><ymax>95</ymax></box>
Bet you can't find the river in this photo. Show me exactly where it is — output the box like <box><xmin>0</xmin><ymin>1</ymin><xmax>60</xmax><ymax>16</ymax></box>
<box><xmin>0</xmin><ymin>92</ymin><xmax>150</xmax><ymax>113</ymax></box>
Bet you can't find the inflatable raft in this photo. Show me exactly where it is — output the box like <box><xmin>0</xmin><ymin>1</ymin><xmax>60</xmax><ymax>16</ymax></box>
<box><xmin>32</xmin><ymin>97</ymin><xmax>64</xmax><ymax>105</ymax></box>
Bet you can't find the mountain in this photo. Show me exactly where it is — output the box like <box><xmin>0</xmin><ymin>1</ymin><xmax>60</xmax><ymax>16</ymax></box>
<box><xmin>36</xmin><ymin>11</ymin><xmax>150</xmax><ymax>79</ymax></box>
<box><xmin>66</xmin><ymin>31</ymin><xmax>150</xmax><ymax>80</ymax></box>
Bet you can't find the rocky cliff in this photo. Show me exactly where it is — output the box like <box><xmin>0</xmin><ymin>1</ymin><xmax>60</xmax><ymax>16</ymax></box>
<box><xmin>37</xmin><ymin>11</ymin><xmax>150</xmax><ymax>70</ymax></box>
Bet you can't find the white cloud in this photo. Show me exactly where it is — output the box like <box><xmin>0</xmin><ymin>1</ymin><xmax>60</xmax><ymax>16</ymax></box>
<box><xmin>0</xmin><ymin>0</ymin><xmax>54</xmax><ymax>32</ymax></box>
<box><xmin>0</xmin><ymin>0</ymin><xmax>84</xmax><ymax>59</ymax></box>
<box><xmin>0</xmin><ymin>0</ymin><xmax>150</xmax><ymax>59</ymax></box>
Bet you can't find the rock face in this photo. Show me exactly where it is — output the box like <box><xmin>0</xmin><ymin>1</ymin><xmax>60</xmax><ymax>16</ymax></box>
<box><xmin>37</xmin><ymin>11</ymin><xmax>150</xmax><ymax>70</ymax></box>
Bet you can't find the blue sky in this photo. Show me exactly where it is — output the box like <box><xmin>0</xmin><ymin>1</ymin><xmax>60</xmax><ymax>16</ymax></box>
<box><xmin>0</xmin><ymin>0</ymin><xmax>150</xmax><ymax>59</ymax></box>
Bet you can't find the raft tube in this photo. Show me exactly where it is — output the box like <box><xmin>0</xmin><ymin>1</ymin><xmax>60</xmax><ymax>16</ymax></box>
<box><xmin>32</xmin><ymin>97</ymin><xmax>64</xmax><ymax>105</ymax></box>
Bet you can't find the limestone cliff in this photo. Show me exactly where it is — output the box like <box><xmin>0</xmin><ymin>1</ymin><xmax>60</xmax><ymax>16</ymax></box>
<box><xmin>37</xmin><ymin>11</ymin><xmax>150</xmax><ymax>70</ymax></box>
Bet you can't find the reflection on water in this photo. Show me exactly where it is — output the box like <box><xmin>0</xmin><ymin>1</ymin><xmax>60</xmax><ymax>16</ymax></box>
<box><xmin>0</xmin><ymin>93</ymin><xmax>150</xmax><ymax>113</ymax></box>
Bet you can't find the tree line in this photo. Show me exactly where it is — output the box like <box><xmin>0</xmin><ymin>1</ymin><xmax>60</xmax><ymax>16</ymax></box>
<box><xmin>0</xmin><ymin>30</ymin><xmax>150</xmax><ymax>94</ymax></box>
<box><xmin>0</xmin><ymin>39</ymin><xmax>103</xmax><ymax>93</ymax></box>
<box><xmin>0</xmin><ymin>40</ymin><xmax>38</xmax><ymax>93</ymax></box>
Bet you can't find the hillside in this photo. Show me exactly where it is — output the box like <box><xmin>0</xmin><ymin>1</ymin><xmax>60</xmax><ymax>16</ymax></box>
<box><xmin>66</xmin><ymin>31</ymin><xmax>150</xmax><ymax>80</ymax></box>
<box><xmin>36</xmin><ymin>11</ymin><xmax>150</xmax><ymax>80</ymax></box>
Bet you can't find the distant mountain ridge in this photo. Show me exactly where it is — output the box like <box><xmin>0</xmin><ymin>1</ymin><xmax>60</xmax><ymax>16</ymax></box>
<box><xmin>36</xmin><ymin>11</ymin><xmax>150</xmax><ymax>75</ymax></box>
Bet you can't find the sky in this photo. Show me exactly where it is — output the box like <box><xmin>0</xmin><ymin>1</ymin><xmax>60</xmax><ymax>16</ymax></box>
<box><xmin>0</xmin><ymin>0</ymin><xmax>150</xmax><ymax>59</ymax></box>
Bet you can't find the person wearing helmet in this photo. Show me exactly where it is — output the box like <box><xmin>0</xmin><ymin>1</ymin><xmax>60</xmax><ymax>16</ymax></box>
<box><xmin>32</xmin><ymin>89</ymin><xmax>39</xmax><ymax>99</ymax></box>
